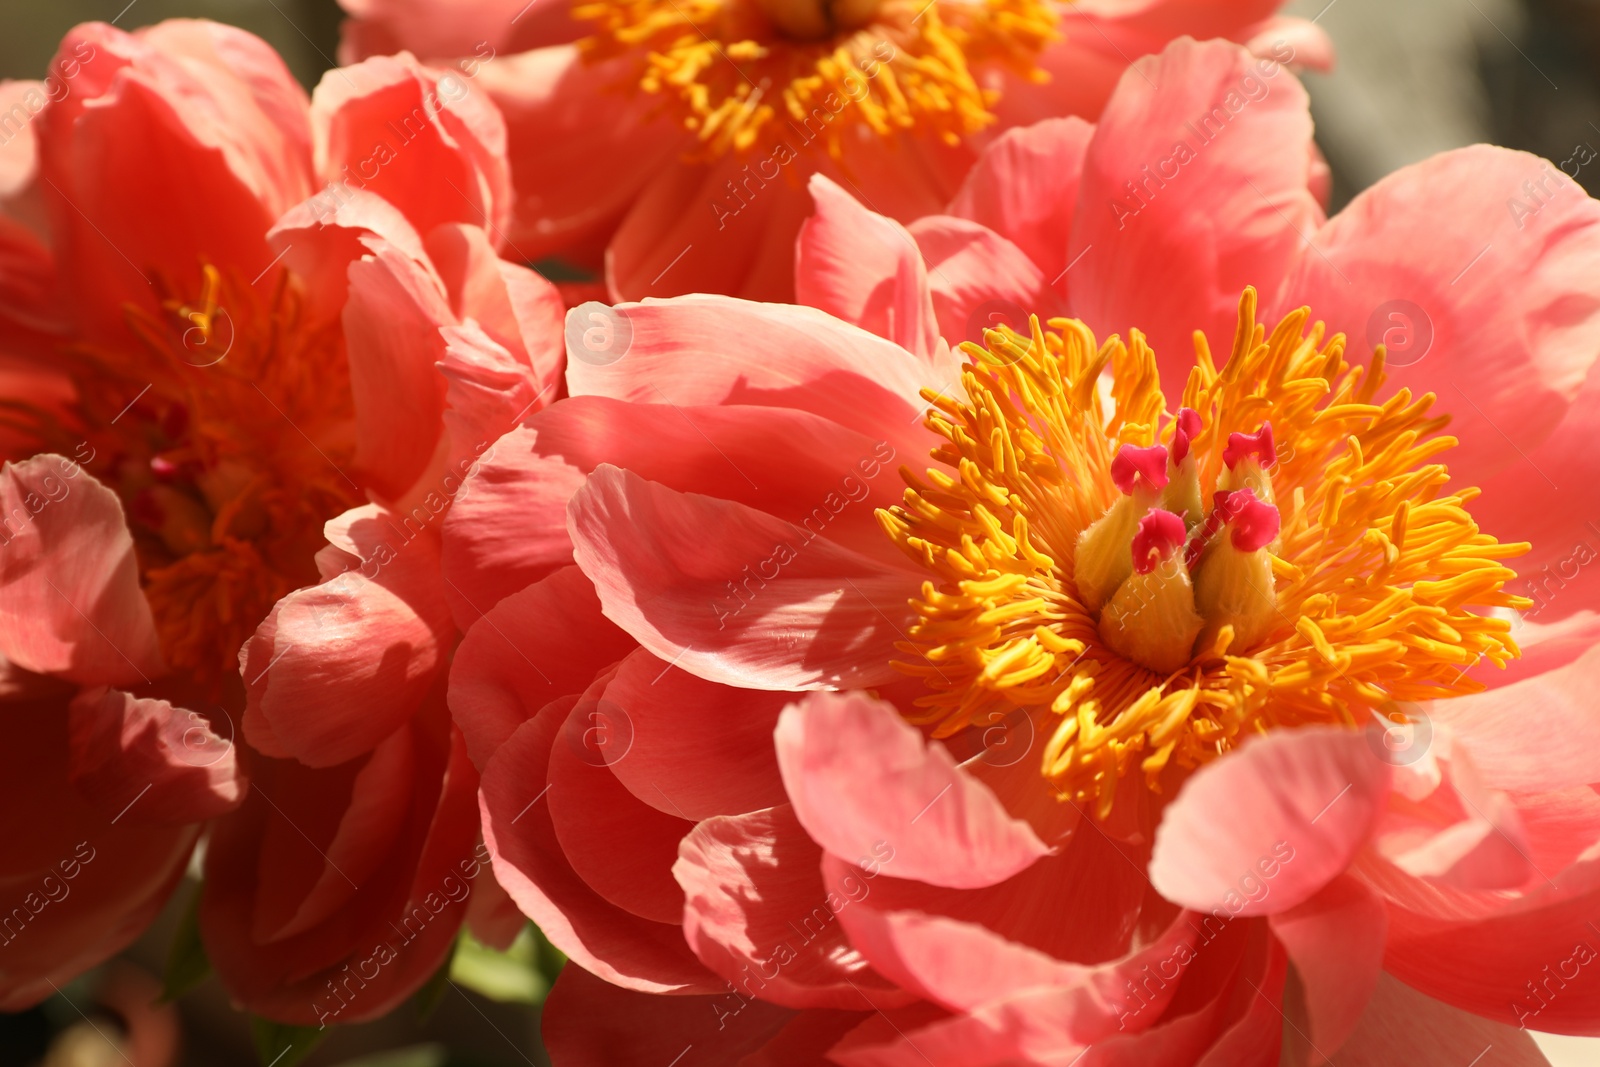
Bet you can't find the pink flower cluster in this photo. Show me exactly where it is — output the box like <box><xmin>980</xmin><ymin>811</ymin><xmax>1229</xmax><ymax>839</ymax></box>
<box><xmin>2</xmin><ymin>4</ymin><xmax>1599</xmax><ymax>1067</ymax></box>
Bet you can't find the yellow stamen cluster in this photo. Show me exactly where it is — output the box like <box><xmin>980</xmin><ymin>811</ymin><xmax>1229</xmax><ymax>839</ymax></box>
<box><xmin>878</xmin><ymin>289</ymin><xmax>1528</xmax><ymax>816</ymax></box>
<box><xmin>574</xmin><ymin>0</ymin><xmax>1058</xmax><ymax>158</ymax></box>
<box><xmin>10</xmin><ymin>265</ymin><xmax>359</xmax><ymax>688</ymax></box>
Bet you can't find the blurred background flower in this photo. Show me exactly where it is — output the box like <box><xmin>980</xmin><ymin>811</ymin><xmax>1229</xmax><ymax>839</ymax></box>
<box><xmin>4</xmin><ymin>0</ymin><xmax>1600</xmax><ymax>1064</ymax></box>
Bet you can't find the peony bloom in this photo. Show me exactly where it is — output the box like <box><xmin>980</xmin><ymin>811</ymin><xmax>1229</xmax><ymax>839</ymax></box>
<box><xmin>445</xmin><ymin>37</ymin><xmax>1600</xmax><ymax>1064</ymax></box>
<box><xmin>0</xmin><ymin>20</ymin><xmax>561</xmax><ymax>1020</ymax></box>
<box><xmin>335</xmin><ymin>0</ymin><xmax>1332</xmax><ymax>301</ymax></box>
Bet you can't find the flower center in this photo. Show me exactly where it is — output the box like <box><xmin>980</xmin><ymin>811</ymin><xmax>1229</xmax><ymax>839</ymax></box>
<box><xmin>878</xmin><ymin>289</ymin><xmax>1528</xmax><ymax>816</ymax></box>
<box><xmin>10</xmin><ymin>265</ymin><xmax>359</xmax><ymax>691</ymax></box>
<box><xmin>573</xmin><ymin>0</ymin><xmax>1057</xmax><ymax>158</ymax></box>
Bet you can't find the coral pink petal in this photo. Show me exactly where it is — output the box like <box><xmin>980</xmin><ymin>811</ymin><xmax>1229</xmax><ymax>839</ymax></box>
<box><xmin>266</xmin><ymin>187</ymin><xmax>426</xmax><ymax>331</ymax></box>
<box><xmin>1480</xmin><ymin>610</ymin><xmax>1600</xmax><ymax>689</ymax></box>
<box><xmin>0</xmin><ymin>219</ymin><xmax>57</xmax><ymax>375</ymax></box>
<box><xmin>610</xmin><ymin>132</ymin><xmax>962</xmax><ymax>303</ymax></box>
<box><xmin>426</xmin><ymin>221</ymin><xmax>565</xmax><ymax>388</ymax></box>
<box><xmin>608</xmin><ymin>148</ymin><xmax>810</xmax><ymax>302</ymax></box>
<box><xmin>601</xmin><ymin>650</ymin><xmax>790</xmax><ymax>820</ymax></box>
<box><xmin>994</xmin><ymin>31</ymin><xmax>1122</xmax><ymax>130</ymax></box>
<box><xmin>479</xmin><ymin>701</ymin><xmax>719</xmax><ymax>992</ymax></box>
<box><xmin>1244</xmin><ymin>16</ymin><xmax>1336</xmax><ymax>72</ymax></box>
<box><xmin>201</xmin><ymin>706</ymin><xmax>477</xmax><ymax>1024</ymax></box>
<box><xmin>1377</xmin><ymin>863</ymin><xmax>1600</xmax><ymax>1034</ymax></box>
<box><xmin>796</xmin><ymin>174</ymin><xmax>940</xmax><ymax>362</ymax></box>
<box><xmin>820</xmin><ymin>824</ymin><xmax>1152</xmax><ymax>1009</ymax></box>
<box><xmin>0</xmin><ymin>696</ymin><xmax>196</xmax><ymax>1011</ymax></box>
<box><xmin>1280</xmin><ymin>145</ymin><xmax>1600</xmax><ymax>482</ymax></box>
<box><xmin>827</xmin><ymin>848</ymin><xmax>1181</xmax><ymax>1016</ymax></box>
<box><xmin>0</xmin><ymin>455</ymin><xmax>162</xmax><ymax>687</ymax></box>
<box><xmin>734</xmin><ymin>1011</ymin><xmax>879</xmax><ymax>1066</ymax></box>
<box><xmin>441</xmin><ymin>397</ymin><xmax>911</xmax><ymax>622</ymax></box>
<box><xmin>1149</xmin><ymin>726</ymin><xmax>1390</xmax><ymax>917</ymax></box>
<box><xmin>947</xmin><ymin>117</ymin><xmax>1094</xmax><ymax>286</ymax></box>
<box><xmin>563</xmin><ymin>295</ymin><xmax>941</xmax><ymax>459</ymax></box>
<box><xmin>541</xmin><ymin>962</ymin><xmax>804</xmax><ymax>1066</ymax></box>
<box><xmin>448</xmin><ymin>564</ymin><xmax>634</xmax><ymax>770</ymax></box>
<box><xmin>569</xmin><ymin>466</ymin><xmax>920</xmax><ymax>690</ymax></box>
<box><xmin>829</xmin><ymin>922</ymin><xmax>1282</xmax><ymax>1066</ymax></box>
<box><xmin>1070</xmin><ymin>0</ymin><xmax>1286</xmax><ymax>48</ymax></box>
<box><xmin>908</xmin><ymin>215</ymin><xmax>1049</xmax><ymax>346</ymax></box>
<box><xmin>67</xmin><ymin>688</ymin><xmax>244</xmax><ymax>824</ymax></box>
<box><xmin>0</xmin><ymin>81</ymin><xmax>42</xmax><ymax>200</ymax></box>
<box><xmin>132</xmin><ymin>19</ymin><xmax>314</xmax><ymax>207</ymax></box>
<box><xmin>311</xmin><ymin>53</ymin><xmax>511</xmax><ymax>239</ymax></box>
<box><xmin>439</xmin><ymin>424</ymin><xmax>573</xmax><ymax>620</ymax></box>
<box><xmin>437</xmin><ymin>321</ymin><xmax>551</xmax><ymax>482</ymax></box>
<box><xmin>1470</xmin><ymin>361</ymin><xmax>1600</xmax><ymax>620</ymax></box>
<box><xmin>675</xmin><ymin>804</ymin><xmax>909</xmax><ymax>1009</ymax></box>
<box><xmin>546</xmin><ymin>690</ymin><xmax>695</xmax><ymax>924</ymax></box>
<box><xmin>1514</xmin><ymin>785</ymin><xmax>1600</xmax><ymax>881</ymax></box>
<box><xmin>1431</xmin><ymin>644</ymin><xmax>1600</xmax><ymax>795</ymax></box>
<box><xmin>37</xmin><ymin>24</ymin><xmax>306</xmax><ymax>326</ymax></box>
<box><xmin>343</xmin><ymin>238</ymin><xmax>455</xmax><ymax>502</ymax></box>
<box><xmin>1333</xmin><ymin>973</ymin><xmax>1553</xmax><ymax>1066</ymax></box>
<box><xmin>774</xmin><ymin>692</ymin><xmax>1049</xmax><ymax>890</ymax></box>
<box><xmin>337</xmin><ymin>0</ymin><xmax>577</xmax><ymax>59</ymax></box>
<box><xmin>240</xmin><ymin>506</ymin><xmax>453</xmax><ymax>768</ymax></box>
<box><xmin>1267</xmin><ymin>874</ymin><xmax>1386</xmax><ymax>1062</ymax></box>
<box><xmin>1373</xmin><ymin>741</ymin><xmax>1536</xmax><ymax>892</ymax></box>
<box><xmin>249</xmin><ymin>725</ymin><xmax>415</xmax><ymax>942</ymax></box>
<box><xmin>1194</xmin><ymin>929</ymin><xmax>1292</xmax><ymax>1066</ymax></box>
<box><xmin>464</xmin><ymin>857</ymin><xmax>527</xmax><ymax>950</ymax></box>
<box><xmin>471</xmin><ymin>46</ymin><xmax>683</xmax><ymax>261</ymax></box>
<box><xmin>1069</xmin><ymin>37</ymin><xmax>1319</xmax><ymax>387</ymax></box>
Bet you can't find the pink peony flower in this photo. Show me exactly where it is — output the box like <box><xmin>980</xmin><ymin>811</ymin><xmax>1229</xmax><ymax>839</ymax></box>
<box><xmin>443</xmin><ymin>37</ymin><xmax>1600</xmax><ymax>1064</ymax></box>
<box><xmin>0</xmin><ymin>20</ymin><xmax>561</xmax><ymax>1020</ymax></box>
<box><xmin>334</xmin><ymin>0</ymin><xmax>1332</xmax><ymax>301</ymax></box>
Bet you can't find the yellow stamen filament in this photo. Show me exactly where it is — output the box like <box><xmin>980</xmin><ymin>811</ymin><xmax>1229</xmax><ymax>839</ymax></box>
<box><xmin>8</xmin><ymin>265</ymin><xmax>359</xmax><ymax>686</ymax></box>
<box><xmin>574</xmin><ymin>0</ymin><xmax>1058</xmax><ymax>158</ymax></box>
<box><xmin>879</xmin><ymin>289</ymin><xmax>1526</xmax><ymax>817</ymax></box>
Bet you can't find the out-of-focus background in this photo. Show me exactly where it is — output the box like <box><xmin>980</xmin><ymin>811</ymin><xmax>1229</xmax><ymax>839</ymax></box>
<box><xmin>5</xmin><ymin>0</ymin><xmax>1600</xmax><ymax>1064</ymax></box>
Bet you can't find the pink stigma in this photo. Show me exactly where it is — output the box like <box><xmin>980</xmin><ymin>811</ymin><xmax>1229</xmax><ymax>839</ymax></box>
<box><xmin>1223</xmin><ymin>423</ymin><xmax>1276</xmax><ymax>470</ymax></box>
<box><xmin>1132</xmin><ymin>510</ymin><xmax>1187</xmax><ymax>574</ymax></box>
<box><xmin>1187</xmin><ymin>488</ymin><xmax>1280</xmax><ymax>565</ymax></box>
<box><xmin>1170</xmin><ymin>408</ymin><xmax>1202</xmax><ymax>465</ymax></box>
<box><xmin>1111</xmin><ymin>444</ymin><xmax>1170</xmax><ymax>494</ymax></box>
<box><xmin>1217</xmin><ymin>488</ymin><xmax>1280</xmax><ymax>552</ymax></box>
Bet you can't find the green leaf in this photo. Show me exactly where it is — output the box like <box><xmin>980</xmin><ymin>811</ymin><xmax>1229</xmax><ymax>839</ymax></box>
<box><xmin>251</xmin><ymin>1017</ymin><xmax>328</xmax><ymax>1067</ymax></box>
<box><xmin>161</xmin><ymin>884</ymin><xmax>211</xmax><ymax>1002</ymax></box>
<box><xmin>448</xmin><ymin>925</ymin><xmax>550</xmax><ymax>1006</ymax></box>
